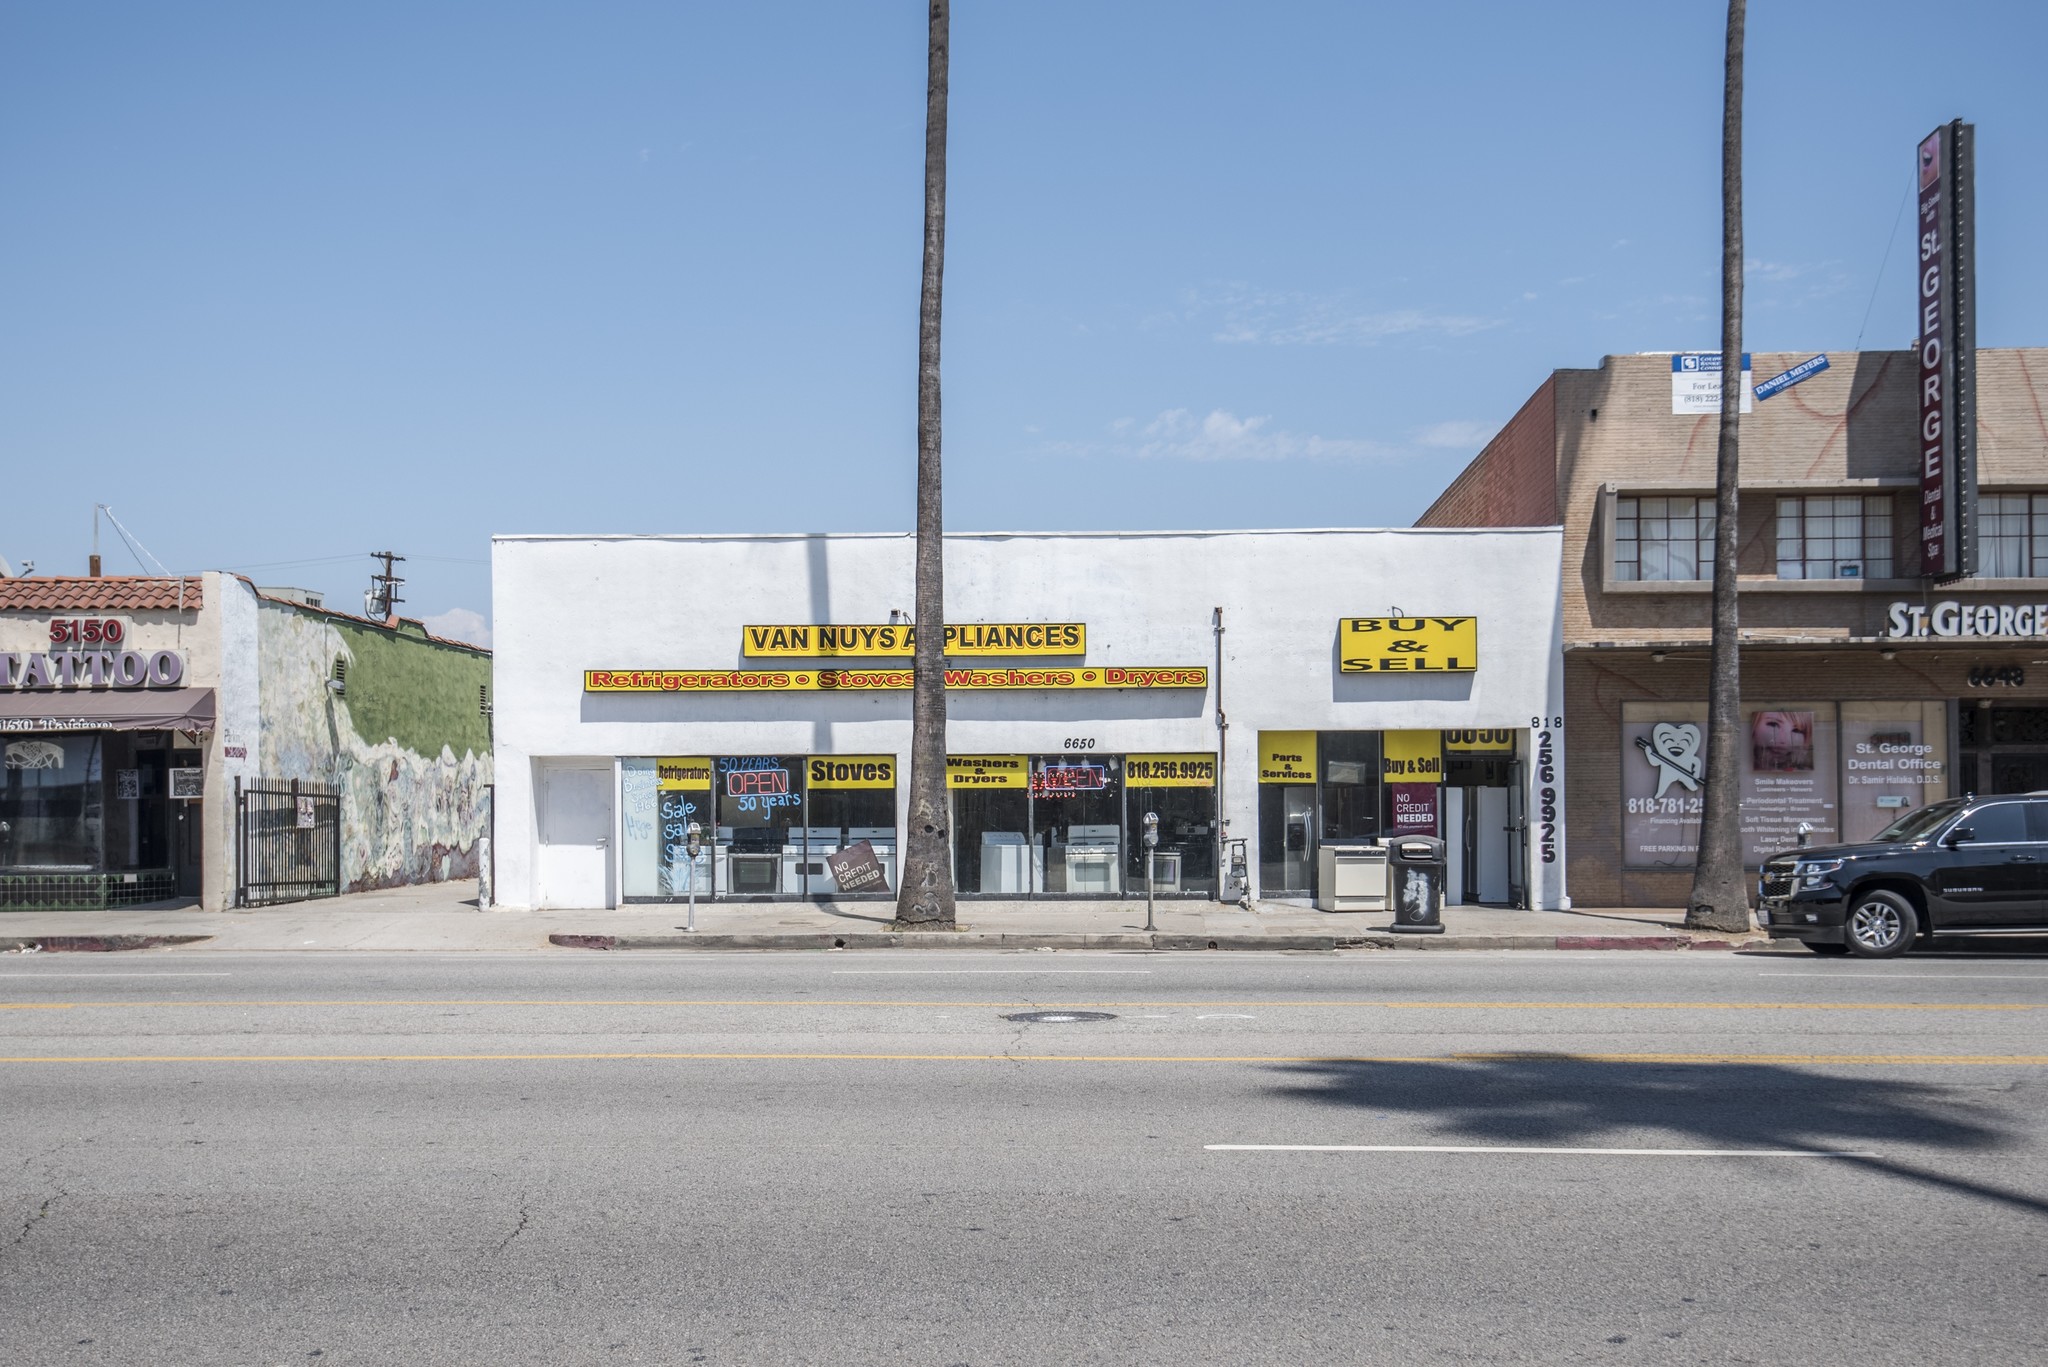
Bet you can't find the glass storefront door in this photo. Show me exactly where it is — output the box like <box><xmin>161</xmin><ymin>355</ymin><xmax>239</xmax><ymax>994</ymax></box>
<box><xmin>1031</xmin><ymin>755</ymin><xmax>1123</xmax><ymax>895</ymax></box>
<box><xmin>1125</xmin><ymin>753</ymin><xmax>1219</xmax><ymax>896</ymax></box>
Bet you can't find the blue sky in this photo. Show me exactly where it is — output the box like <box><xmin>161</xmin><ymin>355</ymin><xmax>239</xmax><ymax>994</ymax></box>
<box><xmin>5</xmin><ymin>1</ymin><xmax>2044</xmax><ymax>643</ymax></box>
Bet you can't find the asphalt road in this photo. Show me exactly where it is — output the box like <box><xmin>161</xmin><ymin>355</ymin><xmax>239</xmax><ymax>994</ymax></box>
<box><xmin>4</xmin><ymin>948</ymin><xmax>2046</xmax><ymax>1366</ymax></box>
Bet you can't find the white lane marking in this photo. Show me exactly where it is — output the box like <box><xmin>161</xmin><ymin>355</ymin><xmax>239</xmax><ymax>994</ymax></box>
<box><xmin>1196</xmin><ymin>1013</ymin><xmax>1255</xmax><ymax>1020</ymax></box>
<box><xmin>829</xmin><ymin>970</ymin><xmax>1153</xmax><ymax>975</ymax></box>
<box><xmin>0</xmin><ymin>972</ymin><xmax>233</xmax><ymax>978</ymax></box>
<box><xmin>1760</xmin><ymin>973</ymin><xmax>2048</xmax><ymax>980</ymax></box>
<box><xmin>1205</xmin><ymin>1144</ymin><xmax>1877</xmax><ymax>1157</ymax></box>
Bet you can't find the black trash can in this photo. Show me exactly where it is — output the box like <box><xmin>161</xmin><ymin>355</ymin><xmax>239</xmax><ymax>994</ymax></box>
<box><xmin>1387</xmin><ymin>836</ymin><xmax>1446</xmax><ymax>934</ymax></box>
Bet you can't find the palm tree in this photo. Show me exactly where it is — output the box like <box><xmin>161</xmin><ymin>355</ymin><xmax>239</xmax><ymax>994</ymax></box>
<box><xmin>1686</xmin><ymin>0</ymin><xmax>1751</xmax><ymax>933</ymax></box>
<box><xmin>896</xmin><ymin>0</ymin><xmax>957</xmax><ymax>928</ymax></box>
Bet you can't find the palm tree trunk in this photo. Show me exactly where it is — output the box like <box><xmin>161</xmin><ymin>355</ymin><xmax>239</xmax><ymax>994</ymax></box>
<box><xmin>896</xmin><ymin>0</ymin><xmax>957</xmax><ymax>928</ymax></box>
<box><xmin>1686</xmin><ymin>0</ymin><xmax>1751</xmax><ymax>933</ymax></box>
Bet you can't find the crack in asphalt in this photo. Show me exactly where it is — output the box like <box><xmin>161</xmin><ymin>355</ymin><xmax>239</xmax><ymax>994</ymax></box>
<box><xmin>495</xmin><ymin>1194</ymin><xmax>531</xmax><ymax>1253</ymax></box>
<box><xmin>15</xmin><ymin>1190</ymin><xmax>65</xmax><ymax>1246</ymax></box>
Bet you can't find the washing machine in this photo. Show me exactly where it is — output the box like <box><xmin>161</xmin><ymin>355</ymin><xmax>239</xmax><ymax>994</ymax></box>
<box><xmin>979</xmin><ymin>830</ymin><xmax>1028</xmax><ymax>893</ymax></box>
<box><xmin>1063</xmin><ymin>824</ymin><xmax>1121</xmax><ymax>895</ymax></box>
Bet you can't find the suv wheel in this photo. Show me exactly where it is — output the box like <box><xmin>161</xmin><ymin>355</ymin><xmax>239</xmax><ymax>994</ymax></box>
<box><xmin>1844</xmin><ymin>890</ymin><xmax>1918</xmax><ymax>959</ymax></box>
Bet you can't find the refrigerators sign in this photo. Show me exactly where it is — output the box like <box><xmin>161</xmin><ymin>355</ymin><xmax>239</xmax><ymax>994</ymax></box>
<box><xmin>656</xmin><ymin>757</ymin><xmax>713</xmax><ymax>790</ymax></box>
<box><xmin>1339</xmin><ymin>618</ymin><xmax>1476</xmax><ymax>673</ymax></box>
<box><xmin>742</xmin><ymin>623</ymin><xmax>1086</xmax><ymax>657</ymax></box>
<box><xmin>586</xmin><ymin>666</ymin><xmax>1205</xmax><ymax>692</ymax></box>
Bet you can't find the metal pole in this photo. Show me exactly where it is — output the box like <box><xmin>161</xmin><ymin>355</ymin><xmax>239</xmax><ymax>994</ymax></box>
<box><xmin>685</xmin><ymin>821</ymin><xmax>701</xmax><ymax>932</ymax></box>
<box><xmin>1143</xmin><ymin>811</ymin><xmax>1158</xmax><ymax>933</ymax></box>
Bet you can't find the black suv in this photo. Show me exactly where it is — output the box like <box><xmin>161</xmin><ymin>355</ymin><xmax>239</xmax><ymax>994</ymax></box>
<box><xmin>1758</xmin><ymin>794</ymin><xmax>2048</xmax><ymax>957</ymax></box>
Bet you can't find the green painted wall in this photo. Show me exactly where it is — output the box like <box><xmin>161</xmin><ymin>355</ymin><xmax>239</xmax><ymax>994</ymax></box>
<box><xmin>328</xmin><ymin>618</ymin><xmax>490</xmax><ymax>756</ymax></box>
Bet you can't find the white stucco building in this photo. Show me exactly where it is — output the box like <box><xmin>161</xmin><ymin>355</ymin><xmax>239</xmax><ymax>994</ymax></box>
<box><xmin>491</xmin><ymin>529</ymin><xmax>1567</xmax><ymax>911</ymax></box>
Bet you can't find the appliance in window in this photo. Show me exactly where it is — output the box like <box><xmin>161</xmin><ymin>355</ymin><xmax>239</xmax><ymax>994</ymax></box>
<box><xmin>848</xmin><ymin>825</ymin><xmax>898</xmax><ymax>893</ymax></box>
<box><xmin>979</xmin><ymin>830</ymin><xmax>1028</xmax><ymax>893</ymax></box>
<box><xmin>1063</xmin><ymin>824</ymin><xmax>1121</xmax><ymax>895</ymax></box>
<box><xmin>791</xmin><ymin>825</ymin><xmax>838</xmax><ymax>893</ymax></box>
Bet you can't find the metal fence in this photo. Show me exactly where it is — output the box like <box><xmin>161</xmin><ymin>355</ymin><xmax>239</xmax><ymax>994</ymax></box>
<box><xmin>236</xmin><ymin>778</ymin><xmax>341</xmax><ymax>907</ymax></box>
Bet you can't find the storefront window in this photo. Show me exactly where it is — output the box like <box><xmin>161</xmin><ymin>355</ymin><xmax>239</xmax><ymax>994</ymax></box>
<box><xmin>1257</xmin><ymin>730</ymin><xmax>1318</xmax><ymax>895</ymax></box>
<box><xmin>949</xmin><ymin>755</ymin><xmax>1031</xmax><ymax>894</ymax></box>
<box><xmin>622</xmin><ymin>758</ymin><xmax>713</xmax><ymax>899</ymax></box>
<box><xmin>1031</xmin><ymin>755</ymin><xmax>1122</xmax><ymax>894</ymax></box>
<box><xmin>1321</xmin><ymin>732</ymin><xmax>1382</xmax><ymax>841</ymax></box>
<box><xmin>1125</xmin><ymin>753</ymin><xmax>1218</xmax><ymax>895</ymax></box>
<box><xmin>1</xmin><ymin>735</ymin><xmax>104</xmax><ymax>869</ymax></box>
<box><xmin>802</xmin><ymin>755</ymin><xmax>897</xmax><ymax>895</ymax></box>
<box><xmin>1841</xmin><ymin>702</ymin><xmax>1950</xmax><ymax>841</ymax></box>
<box><xmin>716</xmin><ymin>756</ymin><xmax>806</xmax><ymax>896</ymax></box>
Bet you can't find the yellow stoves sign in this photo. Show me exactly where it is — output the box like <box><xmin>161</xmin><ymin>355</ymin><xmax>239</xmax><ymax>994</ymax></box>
<box><xmin>806</xmin><ymin>756</ymin><xmax>897</xmax><ymax>789</ymax></box>
<box><xmin>1258</xmin><ymin>731</ymin><xmax>1317</xmax><ymax>784</ymax></box>
<box><xmin>1383</xmin><ymin>730</ymin><xmax>1444</xmax><ymax>783</ymax></box>
<box><xmin>1339</xmin><ymin>617</ymin><xmax>1477</xmax><ymax>673</ymax></box>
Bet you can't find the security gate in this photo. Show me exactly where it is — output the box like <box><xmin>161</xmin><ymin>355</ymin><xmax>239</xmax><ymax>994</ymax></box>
<box><xmin>235</xmin><ymin>778</ymin><xmax>341</xmax><ymax>907</ymax></box>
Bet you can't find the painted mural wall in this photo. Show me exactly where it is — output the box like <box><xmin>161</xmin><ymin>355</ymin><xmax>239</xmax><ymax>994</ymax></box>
<box><xmin>257</xmin><ymin>600</ymin><xmax>492</xmax><ymax>891</ymax></box>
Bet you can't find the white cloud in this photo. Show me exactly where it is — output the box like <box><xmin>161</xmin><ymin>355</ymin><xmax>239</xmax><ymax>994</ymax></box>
<box><xmin>1414</xmin><ymin>420</ymin><xmax>1496</xmax><ymax>450</ymax></box>
<box><xmin>1163</xmin><ymin>284</ymin><xmax>1498</xmax><ymax>347</ymax></box>
<box><xmin>422</xmin><ymin>607</ymin><xmax>492</xmax><ymax>648</ymax></box>
<box><xmin>1055</xmin><ymin>409</ymin><xmax>1397</xmax><ymax>464</ymax></box>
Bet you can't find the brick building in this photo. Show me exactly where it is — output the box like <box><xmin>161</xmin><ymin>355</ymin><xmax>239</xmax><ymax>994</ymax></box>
<box><xmin>1418</xmin><ymin>348</ymin><xmax>2048</xmax><ymax>908</ymax></box>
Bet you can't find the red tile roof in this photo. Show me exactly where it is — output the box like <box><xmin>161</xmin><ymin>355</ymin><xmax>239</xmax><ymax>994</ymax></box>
<box><xmin>0</xmin><ymin>576</ymin><xmax>205</xmax><ymax>613</ymax></box>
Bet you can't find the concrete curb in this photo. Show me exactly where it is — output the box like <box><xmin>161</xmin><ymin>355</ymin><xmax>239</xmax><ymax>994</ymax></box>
<box><xmin>547</xmin><ymin>930</ymin><xmax>1791</xmax><ymax>954</ymax></box>
<box><xmin>1</xmin><ymin>935</ymin><xmax>215</xmax><ymax>954</ymax></box>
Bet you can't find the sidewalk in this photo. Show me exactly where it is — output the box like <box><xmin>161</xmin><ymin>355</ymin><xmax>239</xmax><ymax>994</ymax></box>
<box><xmin>0</xmin><ymin>880</ymin><xmax>1782</xmax><ymax>953</ymax></box>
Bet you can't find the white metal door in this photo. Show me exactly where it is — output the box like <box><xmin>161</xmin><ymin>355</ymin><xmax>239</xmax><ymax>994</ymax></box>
<box><xmin>539</xmin><ymin>763</ymin><xmax>614</xmax><ymax>909</ymax></box>
<box><xmin>1476</xmin><ymin>786</ymin><xmax>1512</xmax><ymax>905</ymax></box>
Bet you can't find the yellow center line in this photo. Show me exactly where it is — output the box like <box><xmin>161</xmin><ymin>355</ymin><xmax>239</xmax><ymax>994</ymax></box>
<box><xmin>0</xmin><ymin>998</ymin><xmax>2038</xmax><ymax>1012</ymax></box>
<box><xmin>0</xmin><ymin>1051</ymin><xmax>2041</xmax><ymax>1066</ymax></box>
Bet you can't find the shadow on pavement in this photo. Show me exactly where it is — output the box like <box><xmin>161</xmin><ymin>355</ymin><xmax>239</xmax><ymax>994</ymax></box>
<box><xmin>1265</xmin><ymin>1053</ymin><xmax>2048</xmax><ymax>1217</ymax></box>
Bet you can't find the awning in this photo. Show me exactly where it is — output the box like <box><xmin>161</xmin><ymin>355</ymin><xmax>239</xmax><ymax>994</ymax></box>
<box><xmin>0</xmin><ymin>689</ymin><xmax>217</xmax><ymax>734</ymax></box>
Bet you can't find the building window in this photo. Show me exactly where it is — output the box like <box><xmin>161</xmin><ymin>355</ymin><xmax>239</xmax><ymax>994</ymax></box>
<box><xmin>1613</xmin><ymin>496</ymin><xmax>1715</xmax><ymax>582</ymax></box>
<box><xmin>1775</xmin><ymin>495</ymin><xmax>1893</xmax><ymax>580</ymax></box>
<box><xmin>1979</xmin><ymin>493</ymin><xmax>2048</xmax><ymax>578</ymax></box>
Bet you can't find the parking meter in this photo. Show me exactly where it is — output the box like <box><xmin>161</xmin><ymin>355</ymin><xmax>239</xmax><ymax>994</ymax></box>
<box><xmin>1143</xmin><ymin>812</ymin><xmax>1159</xmax><ymax>932</ymax></box>
<box><xmin>685</xmin><ymin>821</ymin><xmax>702</xmax><ymax>931</ymax></box>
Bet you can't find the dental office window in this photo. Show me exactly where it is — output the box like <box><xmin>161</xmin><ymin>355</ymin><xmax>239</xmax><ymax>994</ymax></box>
<box><xmin>1613</xmin><ymin>497</ymin><xmax>1715</xmax><ymax>582</ymax></box>
<box><xmin>1775</xmin><ymin>495</ymin><xmax>1893</xmax><ymax>580</ymax></box>
<box><xmin>1979</xmin><ymin>493</ymin><xmax>2048</xmax><ymax>578</ymax></box>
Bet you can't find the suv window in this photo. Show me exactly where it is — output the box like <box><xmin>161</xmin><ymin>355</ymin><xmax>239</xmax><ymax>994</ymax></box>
<box><xmin>2029</xmin><ymin>800</ymin><xmax>2048</xmax><ymax>843</ymax></box>
<box><xmin>1960</xmin><ymin>802</ymin><xmax>2029</xmax><ymax>844</ymax></box>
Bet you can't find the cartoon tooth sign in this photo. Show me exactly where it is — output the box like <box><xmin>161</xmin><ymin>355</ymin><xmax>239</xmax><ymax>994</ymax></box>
<box><xmin>1635</xmin><ymin>722</ymin><xmax>1704</xmax><ymax>797</ymax></box>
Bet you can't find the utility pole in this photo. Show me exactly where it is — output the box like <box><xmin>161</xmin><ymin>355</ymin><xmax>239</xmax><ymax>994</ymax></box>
<box><xmin>367</xmin><ymin>551</ymin><xmax>406</xmax><ymax>620</ymax></box>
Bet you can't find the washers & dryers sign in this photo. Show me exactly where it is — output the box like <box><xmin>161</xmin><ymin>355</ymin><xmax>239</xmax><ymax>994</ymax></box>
<box><xmin>1670</xmin><ymin>353</ymin><xmax>1753</xmax><ymax>415</ymax></box>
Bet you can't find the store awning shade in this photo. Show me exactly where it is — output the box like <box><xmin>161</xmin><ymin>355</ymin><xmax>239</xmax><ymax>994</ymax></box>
<box><xmin>0</xmin><ymin>689</ymin><xmax>217</xmax><ymax>734</ymax></box>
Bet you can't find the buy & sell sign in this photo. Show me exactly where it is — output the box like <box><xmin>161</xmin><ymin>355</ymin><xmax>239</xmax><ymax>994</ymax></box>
<box><xmin>1339</xmin><ymin>618</ymin><xmax>1477</xmax><ymax>673</ymax></box>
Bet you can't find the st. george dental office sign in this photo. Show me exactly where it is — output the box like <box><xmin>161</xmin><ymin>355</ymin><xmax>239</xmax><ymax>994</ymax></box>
<box><xmin>1885</xmin><ymin>601</ymin><xmax>2048</xmax><ymax>640</ymax></box>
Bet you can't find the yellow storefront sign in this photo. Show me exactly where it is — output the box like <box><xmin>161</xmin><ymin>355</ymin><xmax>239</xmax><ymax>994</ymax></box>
<box><xmin>1383</xmin><ymin>730</ymin><xmax>1444</xmax><ymax>782</ymax></box>
<box><xmin>1125</xmin><ymin>753</ymin><xmax>1217</xmax><ymax>787</ymax></box>
<box><xmin>1258</xmin><ymin>731</ymin><xmax>1317</xmax><ymax>784</ymax></box>
<box><xmin>1339</xmin><ymin>617</ymin><xmax>1478</xmax><ymax>673</ymax></box>
<box><xmin>1442</xmin><ymin>728</ymin><xmax>1516</xmax><ymax>752</ymax></box>
<box><xmin>586</xmin><ymin>666</ymin><xmax>1205</xmax><ymax>693</ymax></box>
<box><xmin>656</xmin><ymin>757</ymin><xmax>713</xmax><ymax>790</ymax></box>
<box><xmin>946</xmin><ymin>755</ymin><xmax>1028</xmax><ymax>789</ymax></box>
<box><xmin>806</xmin><ymin>755</ymin><xmax>896</xmax><ymax>789</ymax></box>
<box><xmin>742</xmin><ymin>623</ymin><xmax>1087</xmax><ymax>658</ymax></box>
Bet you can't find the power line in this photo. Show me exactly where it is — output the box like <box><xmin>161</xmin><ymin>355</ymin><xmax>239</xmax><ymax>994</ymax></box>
<box><xmin>1855</xmin><ymin>177</ymin><xmax>1914</xmax><ymax>352</ymax></box>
